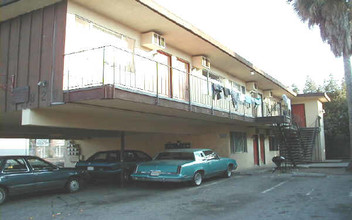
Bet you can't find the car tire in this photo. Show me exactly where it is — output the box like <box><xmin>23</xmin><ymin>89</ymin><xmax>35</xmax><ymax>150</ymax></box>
<box><xmin>66</xmin><ymin>178</ymin><xmax>80</xmax><ymax>193</ymax></box>
<box><xmin>0</xmin><ymin>187</ymin><xmax>7</xmax><ymax>205</ymax></box>
<box><xmin>192</xmin><ymin>171</ymin><xmax>203</xmax><ymax>186</ymax></box>
<box><xmin>224</xmin><ymin>165</ymin><xmax>233</xmax><ymax>178</ymax></box>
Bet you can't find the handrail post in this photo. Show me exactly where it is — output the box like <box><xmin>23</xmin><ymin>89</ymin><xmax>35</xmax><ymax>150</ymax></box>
<box><xmin>156</xmin><ymin>61</ymin><xmax>159</xmax><ymax>104</ymax></box>
<box><xmin>102</xmin><ymin>46</ymin><xmax>106</xmax><ymax>86</ymax></box>
<box><xmin>188</xmin><ymin>72</ymin><xmax>192</xmax><ymax>111</ymax></box>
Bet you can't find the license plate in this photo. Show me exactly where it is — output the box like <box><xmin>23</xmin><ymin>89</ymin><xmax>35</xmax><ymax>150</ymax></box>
<box><xmin>150</xmin><ymin>170</ymin><xmax>161</xmax><ymax>176</ymax></box>
<box><xmin>87</xmin><ymin>166</ymin><xmax>94</xmax><ymax>171</ymax></box>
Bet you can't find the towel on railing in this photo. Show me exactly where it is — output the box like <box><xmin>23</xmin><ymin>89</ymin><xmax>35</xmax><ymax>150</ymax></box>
<box><xmin>223</xmin><ymin>87</ymin><xmax>231</xmax><ymax>97</ymax></box>
<box><xmin>212</xmin><ymin>83</ymin><xmax>223</xmax><ymax>100</ymax></box>
<box><xmin>253</xmin><ymin>97</ymin><xmax>262</xmax><ymax>109</ymax></box>
<box><xmin>230</xmin><ymin>90</ymin><xmax>241</xmax><ymax>110</ymax></box>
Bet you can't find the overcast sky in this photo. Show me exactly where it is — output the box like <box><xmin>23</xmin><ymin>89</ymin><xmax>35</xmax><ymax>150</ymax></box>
<box><xmin>153</xmin><ymin>0</ymin><xmax>345</xmax><ymax>91</ymax></box>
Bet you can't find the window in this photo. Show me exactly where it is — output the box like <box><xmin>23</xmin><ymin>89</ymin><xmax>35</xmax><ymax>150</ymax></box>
<box><xmin>269</xmin><ymin>137</ymin><xmax>279</xmax><ymax>151</ymax></box>
<box><xmin>155</xmin><ymin>152</ymin><xmax>195</xmax><ymax>160</ymax></box>
<box><xmin>230</xmin><ymin>132</ymin><xmax>247</xmax><ymax>153</ymax></box>
<box><xmin>241</xmin><ymin>86</ymin><xmax>246</xmax><ymax>94</ymax></box>
<box><xmin>87</xmin><ymin>152</ymin><xmax>108</xmax><ymax>162</ymax></box>
<box><xmin>2</xmin><ymin>158</ymin><xmax>28</xmax><ymax>172</ymax></box>
<box><xmin>124</xmin><ymin>152</ymin><xmax>136</xmax><ymax>162</ymax></box>
<box><xmin>203</xmin><ymin>150</ymin><xmax>219</xmax><ymax>160</ymax></box>
<box><xmin>27</xmin><ymin>158</ymin><xmax>55</xmax><ymax>171</ymax></box>
<box><xmin>134</xmin><ymin>151</ymin><xmax>151</xmax><ymax>161</ymax></box>
<box><xmin>231</xmin><ymin>81</ymin><xmax>241</xmax><ymax>92</ymax></box>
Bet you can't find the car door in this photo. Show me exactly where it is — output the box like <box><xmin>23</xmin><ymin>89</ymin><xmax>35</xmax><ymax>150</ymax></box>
<box><xmin>0</xmin><ymin>158</ymin><xmax>36</xmax><ymax>194</ymax></box>
<box><xmin>26</xmin><ymin>157</ymin><xmax>66</xmax><ymax>191</ymax></box>
<box><xmin>203</xmin><ymin>151</ymin><xmax>225</xmax><ymax>175</ymax></box>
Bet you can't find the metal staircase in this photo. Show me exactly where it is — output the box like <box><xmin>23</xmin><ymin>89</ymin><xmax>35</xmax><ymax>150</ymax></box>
<box><xmin>274</xmin><ymin>119</ymin><xmax>319</xmax><ymax>166</ymax></box>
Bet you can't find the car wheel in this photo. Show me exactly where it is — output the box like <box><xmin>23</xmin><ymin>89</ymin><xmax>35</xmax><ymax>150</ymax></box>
<box><xmin>66</xmin><ymin>178</ymin><xmax>80</xmax><ymax>193</ymax></box>
<box><xmin>224</xmin><ymin>165</ymin><xmax>233</xmax><ymax>178</ymax></box>
<box><xmin>193</xmin><ymin>171</ymin><xmax>203</xmax><ymax>186</ymax></box>
<box><xmin>0</xmin><ymin>187</ymin><xmax>7</xmax><ymax>205</ymax></box>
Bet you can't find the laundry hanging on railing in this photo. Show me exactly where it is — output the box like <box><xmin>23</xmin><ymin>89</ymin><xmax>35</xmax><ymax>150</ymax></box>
<box><xmin>253</xmin><ymin>97</ymin><xmax>262</xmax><ymax>109</ymax></box>
<box><xmin>245</xmin><ymin>94</ymin><xmax>252</xmax><ymax>108</ymax></box>
<box><xmin>230</xmin><ymin>90</ymin><xmax>241</xmax><ymax>110</ymax></box>
<box><xmin>212</xmin><ymin>83</ymin><xmax>223</xmax><ymax>100</ymax></box>
<box><xmin>239</xmin><ymin>93</ymin><xmax>246</xmax><ymax>103</ymax></box>
<box><xmin>223</xmin><ymin>87</ymin><xmax>231</xmax><ymax>98</ymax></box>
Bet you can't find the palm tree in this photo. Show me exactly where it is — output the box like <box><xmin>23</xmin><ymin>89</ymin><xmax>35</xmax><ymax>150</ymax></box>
<box><xmin>288</xmin><ymin>0</ymin><xmax>352</xmax><ymax>159</ymax></box>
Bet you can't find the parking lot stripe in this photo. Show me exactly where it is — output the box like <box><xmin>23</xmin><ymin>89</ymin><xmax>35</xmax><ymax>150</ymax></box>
<box><xmin>306</xmin><ymin>188</ymin><xmax>314</xmax><ymax>196</ymax></box>
<box><xmin>261</xmin><ymin>181</ymin><xmax>288</xmax><ymax>194</ymax></box>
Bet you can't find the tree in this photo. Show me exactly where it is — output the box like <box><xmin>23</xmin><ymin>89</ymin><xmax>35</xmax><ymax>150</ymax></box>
<box><xmin>291</xmin><ymin>83</ymin><xmax>300</xmax><ymax>93</ymax></box>
<box><xmin>288</xmin><ymin>0</ymin><xmax>352</xmax><ymax>159</ymax></box>
<box><xmin>323</xmin><ymin>73</ymin><xmax>339</xmax><ymax>93</ymax></box>
<box><xmin>303</xmin><ymin>75</ymin><xmax>319</xmax><ymax>93</ymax></box>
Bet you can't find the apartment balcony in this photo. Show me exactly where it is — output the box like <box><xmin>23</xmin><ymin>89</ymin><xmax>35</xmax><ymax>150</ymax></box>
<box><xmin>63</xmin><ymin>46</ymin><xmax>289</xmax><ymax>124</ymax></box>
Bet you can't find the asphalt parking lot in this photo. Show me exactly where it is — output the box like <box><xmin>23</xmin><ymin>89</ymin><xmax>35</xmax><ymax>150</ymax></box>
<box><xmin>0</xmin><ymin>167</ymin><xmax>351</xmax><ymax>220</ymax></box>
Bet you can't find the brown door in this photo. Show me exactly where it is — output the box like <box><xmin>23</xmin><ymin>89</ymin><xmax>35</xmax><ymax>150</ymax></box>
<box><xmin>260</xmin><ymin>134</ymin><xmax>266</xmax><ymax>164</ymax></box>
<box><xmin>172</xmin><ymin>57</ymin><xmax>190</xmax><ymax>101</ymax></box>
<box><xmin>292</xmin><ymin>104</ymin><xmax>306</xmax><ymax>127</ymax></box>
<box><xmin>155</xmin><ymin>51</ymin><xmax>172</xmax><ymax>97</ymax></box>
<box><xmin>253</xmin><ymin>135</ymin><xmax>259</xmax><ymax>165</ymax></box>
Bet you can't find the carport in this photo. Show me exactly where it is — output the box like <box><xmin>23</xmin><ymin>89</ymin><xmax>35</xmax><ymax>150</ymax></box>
<box><xmin>0</xmin><ymin>108</ymin><xmax>131</xmax><ymax>185</ymax></box>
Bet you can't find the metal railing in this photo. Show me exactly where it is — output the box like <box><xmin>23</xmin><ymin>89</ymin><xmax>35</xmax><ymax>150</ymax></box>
<box><xmin>63</xmin><ymin>45</ymin><xmax>285</xmax><ymax>118</ymax></box>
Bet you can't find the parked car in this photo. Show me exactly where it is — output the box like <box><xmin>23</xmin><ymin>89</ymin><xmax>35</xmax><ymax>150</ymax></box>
<box><xmin>131</xmin><ymin>149</ymin><xmax>237</xmax><ymax>186</ymax></box>
<box><xmin>75</xmin><ymin>150</ymin><xmax>152</xmax><ymax>181</ymax></box>
<box><xmin>0</xmin><ymin>155</ymin><xmax>86</xmax><ymax>204</ymax></box>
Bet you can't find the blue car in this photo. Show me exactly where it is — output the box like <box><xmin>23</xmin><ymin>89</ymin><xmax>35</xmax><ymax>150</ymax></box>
<box><xmin>131</xmin><ymin>149</ymin><xmax>237</xmax><ymax>186</ymax></box>
<box><xmin>0</xmin><ymin>156</ymin><xmax>85</xmax><ymax>204</ymax></box>
<box><xmin>75</xmin><ymin>150</ymin><xmax>152</xmax><ymax>181</ymax></box>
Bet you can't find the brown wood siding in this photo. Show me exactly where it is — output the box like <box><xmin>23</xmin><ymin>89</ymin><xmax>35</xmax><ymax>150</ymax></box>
<box><xmin>0</xmin><ymin>21</ymin><xmax>11</xmax><ymax>112</ymax></box>
<box><xmin>16</xmin><ymin>13</ymin><xmax>31</xmax><ymax>110</ymax></box>
<box><xmin>7</xmin><ymin>17</ymin><xmax>21</xmax><ymax>112</ymax></box>
<box><xmin>39</xmin><ymin>5</ymin><xmax>55</xmax><ymax>108</ymax></box>
<box><xmin>27</xmin><ymin>9</ymin><xmax>43</xmax><ymax>109</ymax></box>
<box><xmin>52</xmin><ymin>2</ymin><xmax>67</xmax><ymax>104</ymax></box>
<box><xmin>0</xmin><ymin>0</ymin><xmax>67</xmax><ymax>113</ymax></box>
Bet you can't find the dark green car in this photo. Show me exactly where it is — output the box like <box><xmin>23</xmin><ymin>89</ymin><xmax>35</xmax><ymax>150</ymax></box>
<box><xmin>0</xmin><ymin>156</ymin><xmax>85</xmax><ymax>204</ymax></box>
<box><xmin>75</xmin><ymin>150</ymin><xmax>152</xmax><ymax>181</ymax></box>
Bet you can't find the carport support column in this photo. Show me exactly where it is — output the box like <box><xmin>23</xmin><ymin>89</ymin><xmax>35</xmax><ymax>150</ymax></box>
<box><xmin>120</xmin><ymin>131</ymin><xmax>125</xmax><ymax>187</ymax></box>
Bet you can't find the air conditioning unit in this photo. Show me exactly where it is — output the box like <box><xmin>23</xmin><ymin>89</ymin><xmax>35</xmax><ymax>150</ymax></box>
<box><xmin>246</xmin><ymin>82</ymin><xmax>258</xmax><ymax>91</ymax></box>
<box><xmin>192</xmin><ymin>56</ymin><xmax>210</xmax><ymax>69</ymax></box>
<box><xmin>141</xmin><ymin>31</ymin><xmax>166</xmax><ymax>50</ymax></box>
<box><xmin>263</xmin><ymin>90</ymin><xmax>273</xmax><ymax>98</ymax></box>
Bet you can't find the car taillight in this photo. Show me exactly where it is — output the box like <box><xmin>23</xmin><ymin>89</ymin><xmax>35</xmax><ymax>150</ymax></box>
<box><xmin>177</xmin><ymin>166</ymin><xmax>182</xmax><ymax>174</ymax></box>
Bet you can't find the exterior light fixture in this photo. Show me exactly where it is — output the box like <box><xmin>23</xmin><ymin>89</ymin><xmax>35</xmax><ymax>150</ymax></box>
<box><xmin>250</xmin><ymin>71</ymin><xmax>255</xmax><ymax>76</ymax></box>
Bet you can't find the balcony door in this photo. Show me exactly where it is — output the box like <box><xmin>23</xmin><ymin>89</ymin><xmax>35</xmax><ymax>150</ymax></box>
<box><xmin>172</xmin><ymin>57</ymin><xmax>189</xmax><ymax>101</ymax></box>
<box><xmin>154</xmin><ymin>51</ymin><xmax>171</xmax><ymax>97</ymax></box>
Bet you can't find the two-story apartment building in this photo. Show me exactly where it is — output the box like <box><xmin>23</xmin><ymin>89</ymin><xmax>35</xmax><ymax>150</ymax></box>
<box><xmin>0</xmin><ymin>0</ymin><xmax>328</xmax><ymax>169</ymax></box>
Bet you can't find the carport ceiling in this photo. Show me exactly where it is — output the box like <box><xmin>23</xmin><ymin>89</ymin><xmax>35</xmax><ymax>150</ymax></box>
<box><xmin>1</xmin><ymin>125</ymin><xmax>122</xmax><ymax>139</ymax></box>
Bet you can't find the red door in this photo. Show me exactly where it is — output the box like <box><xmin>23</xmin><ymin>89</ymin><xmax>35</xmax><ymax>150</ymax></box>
<box><xmin>253</xmin><ymin>135</ymin><xmax>259</xmax><ymax>165</ymax></box>
<box><xmin>292</xmin><ymin>104</ymin><xmax>306</xmax><ymax>127</ymax></box>
<box><xmin>260</xmin><ymin>134</ymin><xmax>266</xmax><ymax>164</ymax></box>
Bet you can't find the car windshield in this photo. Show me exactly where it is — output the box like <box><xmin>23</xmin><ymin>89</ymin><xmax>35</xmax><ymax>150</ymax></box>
<box><xmin>155</xmin><ymin>152</ymin><xmax>195</xmax><ymax>160</ymax></box>
<box><xmin>87</xmin><ymin>152</ymin><xmax>120</xmax><ymax>162</ymax></box>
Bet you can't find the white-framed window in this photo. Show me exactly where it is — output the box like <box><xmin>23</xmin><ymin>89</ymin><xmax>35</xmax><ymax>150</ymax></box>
<box><xmin>230</xmin><ymin>132</ymin><xmax>247</xmax><ymax>153</ymax></box>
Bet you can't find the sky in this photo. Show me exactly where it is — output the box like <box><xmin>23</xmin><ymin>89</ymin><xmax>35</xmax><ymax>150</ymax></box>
<box><xmin>153</xmin><ymin>0</ymin><xmax>345</xmax><ymax>91</ymax></box>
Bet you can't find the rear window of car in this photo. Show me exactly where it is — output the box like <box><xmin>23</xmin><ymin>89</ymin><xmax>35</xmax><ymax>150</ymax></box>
<box><xmin>155</xmin><ymin>152</ymin><xmax>195</xmax><ymax>161</ymax></box>
<box><xmin>87</xmin><ymin>151</ymin><xmax>143</xmax><ymax>162</ymax></box>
